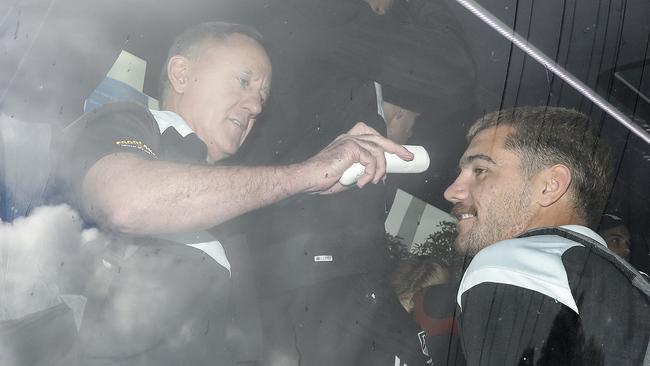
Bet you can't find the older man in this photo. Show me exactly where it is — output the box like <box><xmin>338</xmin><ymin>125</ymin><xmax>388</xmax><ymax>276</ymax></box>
<box><xmin>74</xmin><ymin>23</ymin><xmax>410</xmax><ymax>235</ymax></box>
<box><xmin>444</xmin><ymin>107</ymin><xmax>650</xmax><ymax>365</ymax></box>
<box><xmin>59</xmin><ymin>22</ymin><xmax>411</xmax><ymax>365</ymax></box>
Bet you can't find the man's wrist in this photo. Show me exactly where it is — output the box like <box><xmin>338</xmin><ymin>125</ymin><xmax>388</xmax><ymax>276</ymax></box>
<box><xmin>286</xmin><ymin>161</ymin><xmax>326</xmax><ymax>194</ymax></box>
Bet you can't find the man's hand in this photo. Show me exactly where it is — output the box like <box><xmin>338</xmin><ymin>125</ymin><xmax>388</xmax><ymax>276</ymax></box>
<box><xmin>300</xmin><ymin>122</ymin><xmax>414</xmax><ymax>194</ymax></box>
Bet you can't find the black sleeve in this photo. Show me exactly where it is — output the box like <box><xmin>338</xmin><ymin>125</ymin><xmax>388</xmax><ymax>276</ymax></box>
<box><xmin>458</xmin><ymin>282</ymin><xmax>582</xmax><ymax>366</ymax></box>
<box><xmin>61</xmin><ymin>102</ymin><xmax>161</xmax><ymax>206</ymax></box>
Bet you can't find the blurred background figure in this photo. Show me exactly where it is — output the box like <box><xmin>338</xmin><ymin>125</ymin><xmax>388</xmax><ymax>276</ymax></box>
<box><xmin>599</xmin><ymin>213</ymin><xmax>632</xmax><ymax>262</ymax></box>
<box><xmin>382</xmin><ymin>101</ymin><xmax>420</xmax><ymax>145</ymax></box>
<box><xmin>391</xmin><ymin>257</ymin><xmax>449</xmax><ymax>313</ymax></box>
<box><xmin>390</xmin><ymin>256</ymin><xmax>465</xmax><ymax>366</ymax></box>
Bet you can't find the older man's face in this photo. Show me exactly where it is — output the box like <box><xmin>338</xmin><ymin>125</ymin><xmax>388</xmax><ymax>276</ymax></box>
<box><xmin>177</xmin><ymin>33</ymin><xmax>272</xmax><ymax>162</ymax></box>
<box><xmin>444</xmin><ymin>126</ymin><xmax>535</xmax><ymax>255</ymax></box>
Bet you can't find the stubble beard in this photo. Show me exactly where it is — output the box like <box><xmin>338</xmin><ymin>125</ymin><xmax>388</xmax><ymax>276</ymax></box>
<box><xmin>455</xmin><ymin>185</ymin><xmax>533</xmax><ymax>256</ymax></box>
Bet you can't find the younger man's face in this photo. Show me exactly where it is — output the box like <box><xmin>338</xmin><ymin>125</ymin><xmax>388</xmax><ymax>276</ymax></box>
<box><xmin>444</xmin><ymin>126</ymin><xmax>535</xmax><ymax>255</ymax></box>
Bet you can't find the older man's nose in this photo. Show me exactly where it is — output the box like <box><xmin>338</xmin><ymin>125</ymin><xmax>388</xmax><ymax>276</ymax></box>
<box><xmin>242</xmin><ymin>94</ymin><xmax>263</xmax><ymax>115</ymax></box>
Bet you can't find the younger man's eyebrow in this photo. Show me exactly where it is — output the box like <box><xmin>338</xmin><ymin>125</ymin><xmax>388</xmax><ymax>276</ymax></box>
<box><xmin>459</xmin><ymin>154</ymin><xmax>497</xmax><ymax>167</ymax></box>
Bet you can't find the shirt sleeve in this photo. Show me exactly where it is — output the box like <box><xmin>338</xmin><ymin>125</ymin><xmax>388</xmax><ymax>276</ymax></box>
<box><xmin>62</xmin><ymin>102</ymin><xmax>161</xmax><ymax>204</ymax></box>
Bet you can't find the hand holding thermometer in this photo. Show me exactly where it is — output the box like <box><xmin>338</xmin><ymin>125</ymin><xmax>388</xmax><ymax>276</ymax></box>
<box><xmin>338</xmin><ymin>145</ymin><xmax>430</xmax><ymax>186</ymax></box>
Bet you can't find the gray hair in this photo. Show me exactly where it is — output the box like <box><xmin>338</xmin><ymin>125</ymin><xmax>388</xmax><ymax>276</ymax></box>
<box><xmin>159</xmin><ymin>21</ymin><xmax>264</xmax><ymax>102</ymax></box>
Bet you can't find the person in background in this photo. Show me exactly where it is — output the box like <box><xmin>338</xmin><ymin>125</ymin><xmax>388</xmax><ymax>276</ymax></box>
<box><xmin>379</xmin><ymin>89</ymin><xmax>431</xmax><ymax>209</ymax></box>
<box><xmin>598</xmin><ymin>213</ymin><xmax>632</xmax><ymax>262</ymax></box>
<box><xmin>391</xmin><ymin>256</ymin><xmax>449</xmax><ymax>313</ymax></box>
<box><xmin>391</xmin><ymin>256</ymin><xmax>466</xmax><ymax>365</ymax></box>
<box><xmin>382</xmin><ymin>101</ymin><xmax>421</xmax><ymax>145</ymax></box>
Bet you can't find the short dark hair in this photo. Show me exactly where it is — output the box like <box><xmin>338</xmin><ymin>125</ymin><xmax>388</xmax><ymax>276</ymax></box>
<box><xmin>158</xmin><ymin>21</ymin><xmax>264</xmax><ymax>102</ymax></box>
<box><xmin>468</xmin><ymin>106</ymin><xmax>614</xmax><ymax>228</ymax></box>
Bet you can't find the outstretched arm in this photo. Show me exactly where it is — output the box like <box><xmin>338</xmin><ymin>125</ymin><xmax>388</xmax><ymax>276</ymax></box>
<box><xmin>81</xmin><ymin>122</ymin><xmax>412</xmax><ymax>235</ymax></box>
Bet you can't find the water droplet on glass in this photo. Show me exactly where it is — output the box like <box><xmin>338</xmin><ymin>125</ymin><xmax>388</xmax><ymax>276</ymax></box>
<box><xmin>489</xmin><ymin>50</ymin><xmax>501</xmax><ymax>62</ymax></box>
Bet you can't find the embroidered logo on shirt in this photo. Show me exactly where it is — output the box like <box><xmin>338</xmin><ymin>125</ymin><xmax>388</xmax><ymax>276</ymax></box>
<box><xmin>114</xmin><ymin>140</ymin><xmax>156</xmax><ymax>157</ymax></box>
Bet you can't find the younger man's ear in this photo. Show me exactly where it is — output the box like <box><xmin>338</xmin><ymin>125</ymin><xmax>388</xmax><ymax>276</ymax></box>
<box><xmin>167</xmin><ymin>55</ymin><xmax>191</xmax><ymax>94</ymax></box>
<box><xmin>536</xmin><ymin>164</ymin><xmax>572</xmax><ymax>207</ymax></box>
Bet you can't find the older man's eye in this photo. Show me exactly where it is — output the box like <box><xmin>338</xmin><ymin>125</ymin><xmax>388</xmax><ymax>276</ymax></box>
<box><xmin>238</xmin><ymin>77</ymin><xmax>250</xmax><ymax>88</ymax></box>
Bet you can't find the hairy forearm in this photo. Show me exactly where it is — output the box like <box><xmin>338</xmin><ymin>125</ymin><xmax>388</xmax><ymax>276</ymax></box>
<box><xmin>81</xmin><ymin>123</ymin><xmax>413</xmax><ymax>235</ymax></box>
<box><xmin>82</xmin><ymin>153</ymin><xmax>312</xmax><ymax>234</ymax></box>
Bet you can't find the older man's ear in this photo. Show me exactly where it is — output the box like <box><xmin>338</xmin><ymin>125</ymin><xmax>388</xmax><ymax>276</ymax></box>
<box><xmin>167</xmin><ymin>55</ymin><xmax>191</xmax><ymax>94</ymax></box>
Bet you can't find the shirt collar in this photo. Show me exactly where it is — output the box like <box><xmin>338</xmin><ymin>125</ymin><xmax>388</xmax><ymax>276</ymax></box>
<box><xmin>560</xmin><ymin>225</ymin><xmax>608</xmax><ymax>247</ymax></box>
<box><xmin>149</xmin><ymin>109</ymin><xmax>194</xmax><ymax>137</ymax></box>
